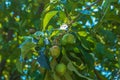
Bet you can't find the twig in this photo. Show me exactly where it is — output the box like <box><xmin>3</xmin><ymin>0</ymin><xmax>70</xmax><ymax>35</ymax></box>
<box><xmin>68</xmin><ymin>0</ymin><xmax>101</xmax><ymax>26</ymax></box>
<box><xmin>0</xmin><ymin>60</ymin><xmax>6</xmax><ymax>76</ymax></box>
<box><xmin>93</xmin><ymin>0</ymin><xmax>110</xmax><ymax>31</ymax></box>
<box><xmin>85</xmin><ymin>0</ymin><xmax>100</xmax><ymax>10</ymax></box>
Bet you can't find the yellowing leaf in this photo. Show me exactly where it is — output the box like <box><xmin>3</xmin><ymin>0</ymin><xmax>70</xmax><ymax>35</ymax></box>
<box><xmin>43</xmin><ymin>11</ymin><xmax>58</xmax><ymax>31</ymax></box>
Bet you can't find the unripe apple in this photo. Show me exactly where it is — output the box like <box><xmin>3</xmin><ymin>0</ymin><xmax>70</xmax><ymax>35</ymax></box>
<box><xmin>55</xmin><ymin>63</ymin><xmax>66</xmax><ymax>76</ymax></box>
<box><xmin>62</xmin><ymin>33</ymin><xmax>76</xmax><ymax>45</ymax></box>
<box><xmin>50</xmin><ymin>46</ymin><xmax>60</xmax><ymax>58</ymax></box>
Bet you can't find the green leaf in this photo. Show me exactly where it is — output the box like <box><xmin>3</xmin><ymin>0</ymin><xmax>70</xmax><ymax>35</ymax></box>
<box><xmin>80</xmin><ymin>37</ymin><xmax>92</xmax><ymax>50</ymax></box>
<box><xmin>94</xmin><ymin>43</ymin><xmax>105</xmax><ymax>59</ymax></box>
<box><xmin>73</xmin><ymin>47</ymin><xmax>80</xmax><ymax>53</ymax></box>
<box><xmin>16</xmin><ymin>59</ymin><xmax>22</xmax><ymax>73</ymax></box>
<box><xmin>102</xmin><ymin>0</ymin><xmax>110</xmax><ymax>11</ymax></box>
<box><xmin>95</xmin><ymin>43</ymin><xmax>105</xmax><ymax>55</ymax></box>
<box><xmin>38</xmin><ymin>37</ymin><xmax>44</xmax><ymax>46</ymax></box>
<box><xmin>67</xmin><ymin>62</ymin><xmax>93</xmax><ymax>80</ymax></box>
<box><xmin>50</xmin><ymin>30</ymin><xmax>59</xmax><ymax>38</ymax></box>
<box><xmin>62</xmin><ymin>47</ymin><xmax>66</xmax><ymax>55</ymax></box>
<box><xmin>86</xmin><ymin>36</ymin><xmax>94</xmax><ymax>43</ymax></box>
<box><xmin>78</xmin><ymin>31</ymin><xmax>88</xmax><ymax>37</ymax></box>
<box><xmin>44</xmin><ymin>71</ymin><xmax>53</xmax><ymax>80</ymax></box>
<box><xmin>53</xmin><ymin>73</ymin><xmax>61</xmax><ymax>80</ymax></box>
<box><xmin>98</xmin><ymin>29</ymin><xmax>116</xmax><ymax>43</ymax></box>
<box><xmin>59</xmin><ymin>11</ymin><xmax>67</xmax><ymax>22</ymax></box>
<box><xmin>80</xmin><ymin>48</ymin><xmax>95</xmax><ymax>69</ymax></box>
<box><xmin>115</xmin><ymin>63</ymin><xmax>120</xmax><ymax>68</ymax></box>
<box><xmin>43</xmin><ymin>11</ymin><xmax>58</xmax><ymax>31</ymax></box>
<box><xmin>64</xmin><ymin>71</ymin><xmax>73</xmax><ymax>80</ymax></box>
<box><xmin>20</xmin><ymin>38</ymin><xmax>36</xmax><ymax>58</ymax></box>
<box><xmin>106</xmin><ymin>15</ymin><xmax>120</xmax><ymax>24</ymax></box>
<box><xmin>117</xmin><ymin>53</ymin><xmax>120</xmax><ymax>68</ymax></box>
<box><xmin>69</xmin><ymin>52</ymin><xmax>81</xmax><ymax>61</ymax></box>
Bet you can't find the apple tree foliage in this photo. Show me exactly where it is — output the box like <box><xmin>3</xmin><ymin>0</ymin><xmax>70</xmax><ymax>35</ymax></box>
<box><xmin>0</xmin><ymin>0</ymin><xmax>120</xmax><ymax>80</ymax></box>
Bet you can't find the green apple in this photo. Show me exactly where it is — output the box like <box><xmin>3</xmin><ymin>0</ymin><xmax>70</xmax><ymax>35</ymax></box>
<box><xmin>50</xmin><ymin>46</ymin><xmax>60</xmax><ymax>58</ymax></box>
<box><xmin>62</xmin><ymin>33</ymin><xmax>76</xmax><ymax>45</ymax></box>
<box><xmin>55</xmin><ymin>63</ymin><xmax>66</xmax><ymax>76</ymax></box>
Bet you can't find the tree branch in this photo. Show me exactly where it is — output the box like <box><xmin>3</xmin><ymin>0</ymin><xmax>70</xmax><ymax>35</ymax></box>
<box><xmin>68</xmin><ymin>0</ymin><xmax>101</xmax><ymax>26</ymax></box>
<box><xmin>0</xmin><ymin>60</ymin><xmax>6</xmax><ymax>76</ymax></box>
